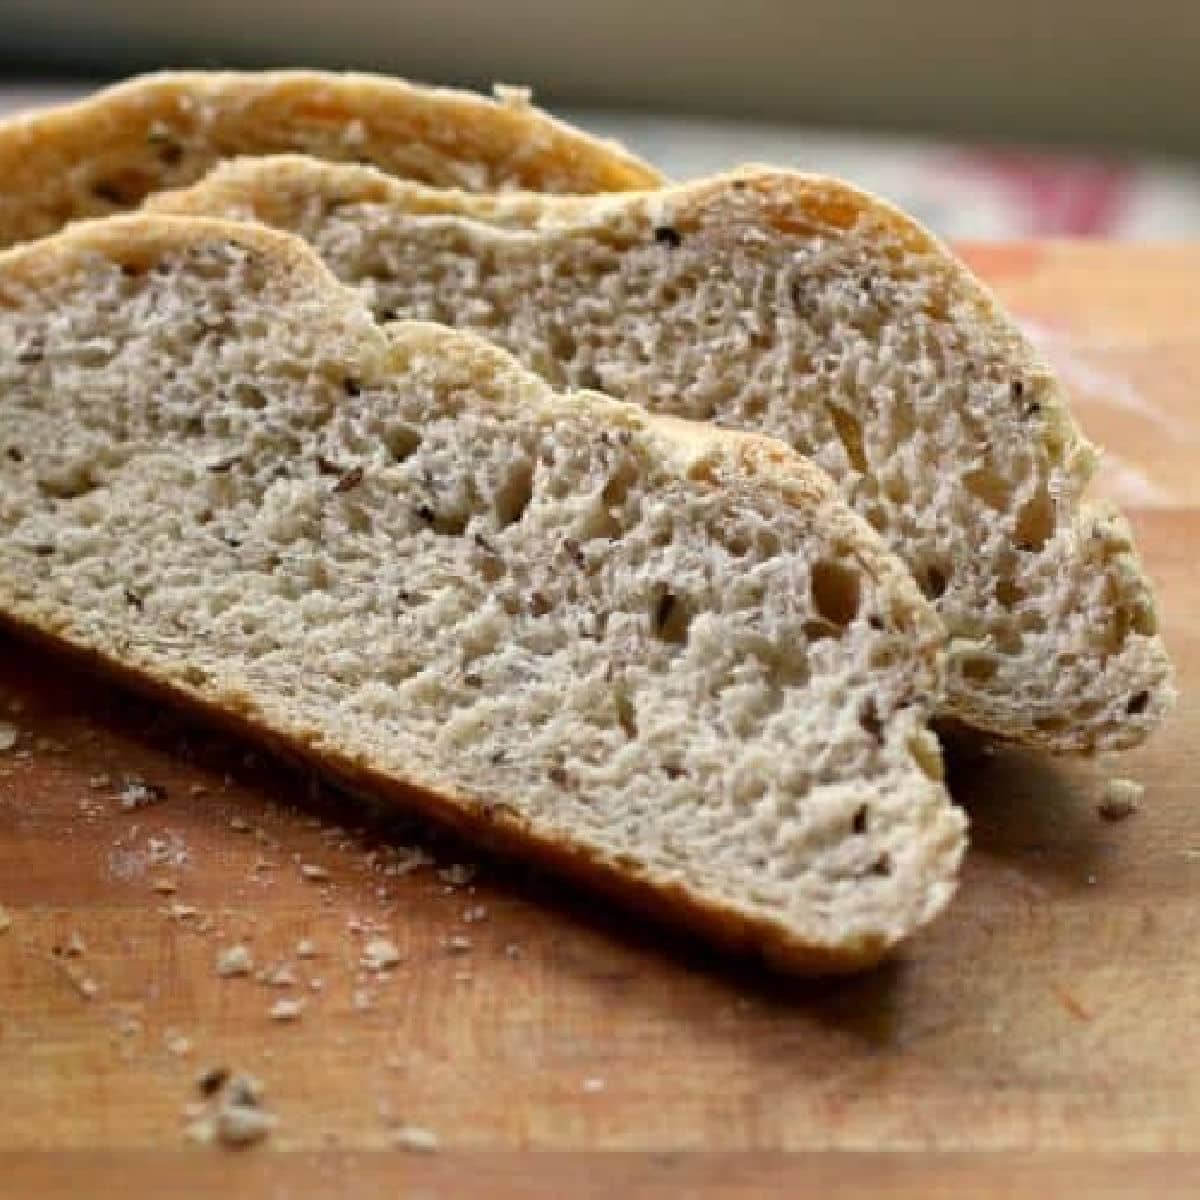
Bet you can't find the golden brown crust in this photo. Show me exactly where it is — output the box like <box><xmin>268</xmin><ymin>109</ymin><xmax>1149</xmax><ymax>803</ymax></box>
<box><xmin>0</xmin><ymin>71</ymin><xmax>664</xmax><ymax>248</ymax></box>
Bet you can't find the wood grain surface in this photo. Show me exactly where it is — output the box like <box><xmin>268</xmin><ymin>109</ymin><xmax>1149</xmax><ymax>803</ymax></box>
<box><xmin>1</xmin><ymin>242</ymin><xmax>1198</xmax><ymax>1197</ymax></box>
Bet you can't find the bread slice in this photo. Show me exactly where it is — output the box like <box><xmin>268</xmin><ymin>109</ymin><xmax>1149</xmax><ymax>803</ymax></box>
<box><xmin>150</xmin><ymin>156</ymin><xmax>1173</xmax><ymax>753</ymax></box>
<box><xmin>0</xmin><ymin>71</ymin><xmax>662</xmax><ymax>249</ymax></box>
<box><xmin>0</xmin><ymin>214</ymin><xmax>964</xmax><ymax>972</ymax></box>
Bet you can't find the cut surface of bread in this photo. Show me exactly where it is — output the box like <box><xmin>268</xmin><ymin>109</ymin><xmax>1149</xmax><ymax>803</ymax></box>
<box><xmin>152</xmin><ymin>156</ymin><xmax>1174</xmax><ymax>752</ymax></box>
<box><xmin>0</xmin><ymin>71</ymin><xmax>662</xmax><ymax>249</ymax></box>
<box><xmin>0</xmin><ymin>214</ymin><xmax>964</xmax><ymax>972</ymax></box>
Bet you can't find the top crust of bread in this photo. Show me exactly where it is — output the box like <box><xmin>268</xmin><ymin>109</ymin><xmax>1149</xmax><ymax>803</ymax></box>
<box><xmin>0</xmin><ymin>213</ymin><xmax>964</xmax><ymax>973</ymax></box>
<box><xmin>149</xmin><ymin>155</ymin><xmax>1174</xmax><ymax>753</ymax></box>
<box><xmin>0</xmin><ymin>71</ymin><xmax>663</xmax><ymax>249</ymax></box>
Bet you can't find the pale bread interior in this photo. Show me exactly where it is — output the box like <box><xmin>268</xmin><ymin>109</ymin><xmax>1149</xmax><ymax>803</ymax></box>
<box><xmin>0</xmin><ymin>216</ymin><xmax>965</xmax><ymax>970</ymax></box>
<box><xmin>150</xmin><ymin>156</ymin><xmax>1174</xmax><ymax>751</ymax></box>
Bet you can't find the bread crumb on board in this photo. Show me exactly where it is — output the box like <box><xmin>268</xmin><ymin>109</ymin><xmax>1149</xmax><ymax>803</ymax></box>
<box><xmin>268</xmin><ymin>997</ymin><xmax>305</xmax><ymax>1022</ymax></box>
<box><xmin>0</xmin><ymin>721</ymin><xmax>18</xmax><ymax>751</ymax></box>
<box><xmin>165</xmin><ymin>1029</ymin><xmax>193</xmax><ymax>1057</ymax></box>
<box><xmin>187</xmin><ymin>1070</ymin><xmax>277</xmax><ymax>1148</ymax></box>
<box><xmin>361</xmin><ymin>938</ymin><xmax>404</xmax><ymax>972</ymax></box>
<box><xmin>215</xmin><ymin>944</ymin><xmax>254</xmax><ymax>977</ymax></box>
<box><xmin>389</xmin><ymin>1124</ymin><xmax>440</xmax><ymax>1153</ymax></box>
<box><xmin>119</xmin><ymin>778</ymin><xmax>168</xmax><ymax>810</ymax></box>
<box><xmin>1099</xmin><ymin>777</ymin><xmax>1144</xmax><ymax>822</ymax></box>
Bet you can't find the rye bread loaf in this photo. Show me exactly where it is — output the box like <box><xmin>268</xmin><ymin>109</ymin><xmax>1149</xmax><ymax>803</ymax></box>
<box><xmin>0</xmin><ymin>71</ymin><xmax>662</xmax><ymax>249</ymax></box>
<box><xmin>151</xmin><ymin>155</ymin><xmax>1173</xmax><ymax>752</ymax></box>
<box><xmin>0</xmin><ymin>214</ymin><xmax>964</xmax><ymax>972</ymax></box>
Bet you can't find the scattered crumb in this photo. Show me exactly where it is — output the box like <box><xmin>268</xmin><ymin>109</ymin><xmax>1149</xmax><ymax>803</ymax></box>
<box><xmin>437</xmin><ymin>863</ymin><xmax>476</xmax><ymax>887</ymax></box>
<box><xmin>1099</xmin><ymin>777</ymin><xmax>1143</xmax><ymax>822</ymax></box>
<box><xmin>504</xmin><ymin>943</ymin><xmax>521</xmax><ymax>959</ymax></box>
<box><xmin>165</xmin><ymin>1030</ymin><xmax>193</xmax><ymax>1057</ymax></box>
<box><xmin>389</xmin><ymin>1124</ymin><xmax>440</xmax><ymax>1153</ymax></box>
<box><xmin>266</xmin><ymin>964</ymin><xmax>297</xmax><ymax>988</ymax></box>
<box><xmin>215</xmin><ymin>944</ymin><xmax>253</xmax><ymax>978</ymax></box>
<box><xmin>187</xmin><ymin>1072</ymin><xmax>275</xmax><ymax>1148</ymax></box>
<box><xmin>453</xmin><ymin>969</ymin><xmax>473</xmax><ymax>983</ymax></box>
<box><xmin>309</xmin><ymin>978</ymin><xmax>325</xmax><ymax>992</ymax></box>
<box><xmin>446</xmin><ymin>935</ymin><xmax>471</xmax><ymax>955</ymax></box>
<box><xmin>1183</xmin><ymin>849</ymin><xmax>1200</xmax><ymax>862</ymax></box>
<box><xmin>213</xmin><ymin>1104</ymin><xmax>276</xmax><ymax>1146</ymax></box>
<box><xmin>0</xmin><ymin>721</ymin><xmax>18</xmax><ymax>751</ymax></box>
<box><xmin>169</xmin><ymin>903</ymin><xmax>199</xmax><ymax>922</ymax></box>
<box><xmin>268</xmin><ymin>997</ymin><xmax>305</xmax><ymax>1022</ymax></box>
<box><xmin>229</xmin><ymin>815</ymin><xmax>250</xmax><ymax>832</ymax></box>
<box><xmin>582</xmin><ymin>1077</ymin><xmax>606</xmax><ymax>1094</ymax></box>
<box><xmin>352</xmin><ymin>989</ymin><xmax>373</xmax><ymax>1011</ymax></box>
<box><xmin>63</xmin><ymin>964</ymin><xmax>98</xmax><ymax>999</ymax></box>
<box><xmin>462</xmin><ymin>904</ymin><xmax>488</xmax><ymax>924</ymax></box>
<box><xmin>151</xmin><ymin>878</ymin><xmax>178</xmax><ymax>895</ymax></box>
<box><xmin>362</xmin><ymin>938</ymin><xmax>403</xmax><ymax>972</ymax></box>
<box><xmin>300</xmin><ymin>863</ymin><xmax>329</xmax><ymax>882</ymax></box>
<box><xmin>64</xmin><ymin>930</ymin><xmax>86</xmax><ymax>957</ymax></box>
<box><xmin>119</xmin><ymin>778</ymin><xmax>168</xmax><ymax>810</ymax></box>
<box><xmin>295</xmin><ymin>938</ymin><xmax>318</xmax><ymax>959</ymax></box>
<box><xmin>189</xmin><ymin>783</ymin><xmax>209</xmax><ymax>798</ymax></box>
<box><xmin>87</xmin><ymin>773</ymin><xmax>112</xmax><ymax>790</ymax></box>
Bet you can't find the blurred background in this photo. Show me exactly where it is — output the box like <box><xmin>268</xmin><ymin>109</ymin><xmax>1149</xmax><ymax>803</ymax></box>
<box><xmin>1</xmin><ymin>0</ymin><xmax>1198</xmax><ymax>238</ymax></box>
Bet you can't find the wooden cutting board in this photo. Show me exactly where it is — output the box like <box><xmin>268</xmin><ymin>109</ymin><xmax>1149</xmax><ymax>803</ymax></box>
<box><xmin>2</xmin><ymin>243</ymin><xmax>1198</xmax><ymax>1198</ymax></box>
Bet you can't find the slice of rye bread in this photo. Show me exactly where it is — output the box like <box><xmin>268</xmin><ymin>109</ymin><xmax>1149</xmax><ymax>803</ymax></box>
<box><xmin>150</xmin><ymin>156</ymin><xmax>1173</xmax><ymax>752</ymax></box>
<box><xmin>0</xmin><ymin>71</ymin><xmax>662</xmax><ymax>249</ymax></box>
<box><xmin>0</xmin><ymin>214</ymin><xmax>965</xmax><ymax>973</ymax></box>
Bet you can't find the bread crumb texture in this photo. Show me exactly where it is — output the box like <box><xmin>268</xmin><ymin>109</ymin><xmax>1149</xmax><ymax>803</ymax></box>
<box><xmin>0</xmin><ymin>215</ymin><xmax>964</xmax><ymax>970</ymax></box>
<box><xmin>150</xmin><ymin>158</ymin><xmax>1175</xmax><ymax>752</ymax></box>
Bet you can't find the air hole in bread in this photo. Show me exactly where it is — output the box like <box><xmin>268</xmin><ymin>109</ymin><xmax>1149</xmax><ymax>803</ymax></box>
<box><xmin>993</xmin><ymin>624</ymin><xmax>1024</xmax><ymax>655</ymax></box>
<box><xmin>883</xmin><ymin>474</ymin><xmax>910</xmax><ymax>506</ymax></box>
<box><xmin>810</xmin><ymin>560</ymin><xmax>861</xmax><ymax>628</ymax></box>
<box><xmin>495</xmin><ymin>459</ymin><xmax>534</xmax><ymax>527</ymax></box>
<box><xmin>1034</xmin><ymin>715</ymin><xmax>1069</xmax><ymax>734</ymax></box>
<box><xmin>650</xmin><ymin>585</ymin><xmax>690</xmax><ymax>644</ymax></box>
<box><xmin>962</xmin><ymin>465</ymin><xmax>1011</xmax><ymax>512</ymax></box>
<box><xmin>919</xmin><ymin>563</ymin><xmax>948</xmax><ymax>601</ymax></box>
<box><xmin>828</xmin><ymin>404</ymin><xmax>867</xmax><ymax>474</ymax></box>
<box><xmin>613</xmin><ymin>686</ymin><xmax>637</xmax><ymax>738</ymax></box>
<box><xmin>1126</xmin><ymin>690</ymin><xmax>1150</xmax><ymax>715</ymax></box>
<box><xmin>959</xmin><ymin>655</ymin><xmax>997</xmax><ymax>683</ymax></box>
<box><xmin>601</xmin><ymin>458</ymin><xmax>639</xmax><ymax>509</ymax></box>
<box><xmin>37</xmin><ymin>463</ymin><xmax>98</xmax><ymax>500</ymax></box>
<box><xmin>995</xmin><ymin>577</ymin><xmax>1024</xmax><ymax>607</ymax></box>
<box><xmin>864</xmin><ymin>505</ymin><xmax>887</xmax><ymax>533</ymax></box>
<box><xmin>384</xmin><ymin>423</ymin><xmax>421</xmax><ymax>462</ymax></box>
<box><xmin>231</xmin><ymin>382</ymin><xmax>268</xmax><ymax>410</ymax></box>
<box><xmin>1015</xmin><ymin>483</ymin><xmax>1054</xmax><ymax>551</ymax></box>
<box><xmin>851</xmin><ymin>804</ymin><xmax>869</xmax><ymax>835</ymax></box>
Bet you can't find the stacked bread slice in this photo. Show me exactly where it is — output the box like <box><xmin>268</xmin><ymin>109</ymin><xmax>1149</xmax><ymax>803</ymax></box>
<box><xmin>0</xmin><ymin>75</ymin><xmax>1173</xmax><ymax>971</ymax></box>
